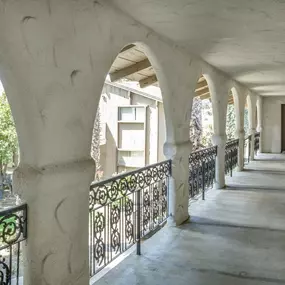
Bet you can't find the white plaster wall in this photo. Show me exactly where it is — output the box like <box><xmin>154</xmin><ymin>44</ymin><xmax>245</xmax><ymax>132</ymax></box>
<box><xmin>263</xmin><ymin>96</ymin><xmax>285</xmax><ymax>153</ymax></box>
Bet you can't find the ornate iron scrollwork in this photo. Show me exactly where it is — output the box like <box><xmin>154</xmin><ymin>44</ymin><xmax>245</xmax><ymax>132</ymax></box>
<box><xmin>225</xmin><ymin>139</ymin><xmax>239</xmax><ymax>175</ymax></box>
<box><xmin>89</xmin><ymin>160</ymin><xmax>171</xmax><ymax>277</ymax></box>
<box><xmin>254</xmin><ymin>132</ymin><xmax>260</xmax><ymax>154</ymax></box>
<box><xmin>0</xmin><ymin>204</ymin><xmax>27</xmax><ymax>285</ymax></box>
<box><xmin>189</xmin><ymin>146</ymin><xmax>218</xmax><ymax>199</ymax></box>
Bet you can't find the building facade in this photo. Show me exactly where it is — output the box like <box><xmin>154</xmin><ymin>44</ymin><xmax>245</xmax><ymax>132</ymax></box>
<box><xmin>98</xmin><ymin>81</ymin><xmax>166</xmax><ymax>179</ymax></box>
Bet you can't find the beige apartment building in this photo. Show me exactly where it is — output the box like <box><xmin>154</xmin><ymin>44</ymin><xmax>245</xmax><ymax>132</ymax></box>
<box><xmin>98</xmin><ymin>81</ymin><xmax>166</xmax><ymax>179</ymax></box>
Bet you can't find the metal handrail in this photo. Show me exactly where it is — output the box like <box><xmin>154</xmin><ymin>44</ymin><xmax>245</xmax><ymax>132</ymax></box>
<box><xmin>225</xmin><ymin>139</ymin><xmax>239</xmax><ymax>176</ymax></box>
<box><xmin>90</xmin><ymin>159</ymin><xmax>171</xmax><ymax>188</ymax></box>
<box><xmin>0</xmin><ymin>202</ymin><xmax>27</xmax><ymax>284</ymax></box>
<box><xmin>189</xmin><ymin>145</ymin><xmax>218</xmax><ymax>200</ymax></box>
<box><xmin>89</xmin><ymin>160</ymin><xmax>171</xmax><ymax>277</ymax></box>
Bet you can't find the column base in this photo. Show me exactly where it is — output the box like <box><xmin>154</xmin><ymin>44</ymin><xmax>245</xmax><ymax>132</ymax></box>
<box><xmin>167</xmin><ymin>213</ymin><xmax>190</xmax><ymax>227</ymax></box>
<box><xmin>164</xmin><ymin>141</ymin><xmax>192</xmax><ymax>226</ymax></box>
<box><xmin>212</xmin><ymin>134</ymin><xmax>227</xmax><ymax>189</ymax></box>
<box><xmin>14</xmin><ymin>159</ymin><xmax>95</xmax><ymax>285</ymax></box>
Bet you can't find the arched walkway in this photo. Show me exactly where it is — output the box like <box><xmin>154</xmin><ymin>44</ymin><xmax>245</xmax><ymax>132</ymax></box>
<box><xmin>89</xmin><ymin>43</ymin><xmax>181</xmax><ymax>277</ymax></box>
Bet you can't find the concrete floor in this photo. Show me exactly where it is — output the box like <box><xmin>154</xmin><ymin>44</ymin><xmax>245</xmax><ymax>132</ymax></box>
<box><xmin>94</xmin><ymin>153</ymin><xmax>285</xmax><ymax>285</ymax></box>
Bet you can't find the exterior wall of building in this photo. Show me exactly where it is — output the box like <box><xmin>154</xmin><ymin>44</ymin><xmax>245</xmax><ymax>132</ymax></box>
<box><xmin>98</xmin><ymin>83</ymin><xmax>166</xmax><ymax>179</ymax></box>
<box><xmin>131</xmin><ymin>92</ymin><xmax>158</xmax><ymax>165</ymax></box>
<box><xmin>99</xmin><ymin>84</ymin><xmax>130</xmax><ymax>178</ymax></box>
<box><xmin>263</xmin><ymin>96</ymin><xmax>285</xmax><ymax>153</ymax></box>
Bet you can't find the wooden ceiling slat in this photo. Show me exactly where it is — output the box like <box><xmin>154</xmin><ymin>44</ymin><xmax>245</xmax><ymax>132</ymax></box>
<box><xmin>195</xmin><ymin>87</ymin><xmax>210</xmax><ymax>96</ymax></box>
<box><xmin>110</xmin><ymin>59</ymin><xmax>151</xmax><ymax>82</ymax></box>
<box><xmin>195</xmin><ymin>81</ymin><xmax>208</xmax><ymax>92</ymax></box>
<box><xmin>139</xmin><ymin>75</ymin><xmax>158</xmax><ymax>88</ymax></box>
<box><xmin>198</xmin><ymin>76</ymin><xmax>206</xmax><ymax>83</ymax></box>
<box><xmin>199</xmin><ymin>92</ymin><xmax>211</xmax><ymax>100</ymax></box>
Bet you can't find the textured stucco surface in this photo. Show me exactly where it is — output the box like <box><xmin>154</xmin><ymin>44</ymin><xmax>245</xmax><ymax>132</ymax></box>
<box><xmin>110</xmin><ymin>0</ymin><xmax>285</xmax><ymax>97</ymax></box>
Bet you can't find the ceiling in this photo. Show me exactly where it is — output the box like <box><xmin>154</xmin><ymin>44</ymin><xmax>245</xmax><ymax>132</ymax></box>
<box><xmin>109</xmin><ymin>0</ymin><xmax>285</xmax><ymax>97</ymax></box>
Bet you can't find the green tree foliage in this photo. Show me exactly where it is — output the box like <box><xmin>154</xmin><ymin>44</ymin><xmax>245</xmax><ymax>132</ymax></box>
<box><xmin>244</xmin><ymin>108</ymin><xmax>249</xmax><ymax>136</ymax></box>
<box><xmin>190</xmin><ymin>99</ymin><xmax>242</xmax><ymax>150</ymax></box>
<box><xmin>0</xmin><ymin>92</ymin><xmax>18</xmax><ymax>181</ymax></box>
<box><xmin>226</xmin><ymin>104</ymin><xmax>236</xmax><ymax>140</ymax></box>
<box><xmin>189</xmin><ymin>97</ymin><xmax>203</xmax><ymax>151</ymax></box>
<box><xmin>201</xmin><ymin>99</ymin><xmax>213</xmax><ymax>147</ymax></box>
<box><xmin>190</xmin><ymin>98</ymin><xmax>213</xmax><ymax>150</ymax></box>
<box><xmin>91</xmin><ymin>106</ymin><xmax>102</xmax><ymax>181</ymax></box>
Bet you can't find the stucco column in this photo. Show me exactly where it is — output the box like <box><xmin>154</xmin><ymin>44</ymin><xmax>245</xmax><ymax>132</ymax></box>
<box><xmin>212</xmin><ymin>134</ymin><xmax>227</xmax><ymax>189</ymax></box>
<box><xmin>237</xmin><ymin>130</ymin><xmax>245</xmax><ymax>171</ymax></box>
<box><xmin>203</xmin><ymin>71</ymin><xmax>229</xmax><ymax>189</ymax></box>
<box><xmin>250</xmin><ymin>128</ymin><xmax>256</xmax><ymax>160</ymax></box>
<box><xmin>257</xmin><ymin>126</ymin><xmax>263</xmax><ymax>153</ymax></box>
<box><xmin>164</xmin><ymin>140</ymin><xmax>192</xmax><ymax>226</ymax></box>
<box><xmin>14</xmin><ymin>160</ymin><xmax>95</xmax><ymax>284</ymax></box>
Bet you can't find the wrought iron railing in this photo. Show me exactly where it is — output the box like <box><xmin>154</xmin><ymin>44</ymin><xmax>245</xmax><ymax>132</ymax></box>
<box><xmin>189</xmin><ymin>146</ymin><xmax>217</xmax><ymax>200</ymax></box>
<box><xmin>0</xmin><ymin>203</ymin><xmax>27</xmax><ymax>285</ymax></box>
<box><xmin>244</xmin><ymin>135</ymin><xmax>251</xmax><ymax>165</ymax></box>
<box><xmin>225</xmin><ymin>139</ymin><xmax>239</xmax><ymax>176</ymax></box>
<box><xmin>254</xmin><ymin>132</ymin><xmax>260</xmax><ymax>154</ymax></box>
<box><xmin>89</xmin><ymin>160</ymin><xmax>171</xmax><ymax>277</ymax></box>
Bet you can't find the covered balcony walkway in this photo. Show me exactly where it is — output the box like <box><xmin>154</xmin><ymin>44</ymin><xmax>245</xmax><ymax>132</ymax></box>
<box><xmin>95</xmin><ymin>153</ymin><xmax>285</xmax><ymax>285</ymax></box>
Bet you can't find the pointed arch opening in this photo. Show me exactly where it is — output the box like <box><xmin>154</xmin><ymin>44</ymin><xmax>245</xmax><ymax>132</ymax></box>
<box><xmin>244</xmin><ymin>94</ymin><xmax>251</xmax><ymax>137</ymax></box>
<box><xmin>0</xmin><ymin>80</ymin><xmax>19</xmax><ymax>194</ymax></box>
<box><xmin>91</xmin><ymin>43</ymin><xmax>169</xmax><ymax>181</ymax></box>
<box><xmin>89</xmin><ymin>43</ymin><xmax>171</xmax><ymax>277</ymax></box>
<box><xmin>226</xmin><ymin>88</ymin><xmax>238</xmax><ymax>140</ymax></box>
<box><xmin>189</xmin><ymin>75</ymin><xmax>214</xmax><ymax>151</ymax></box>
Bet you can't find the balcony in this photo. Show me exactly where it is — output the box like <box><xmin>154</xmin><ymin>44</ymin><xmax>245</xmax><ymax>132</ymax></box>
<box><xmin>93</xmin><ymin>153</ymin><xmax>285</xmax><ymax>285</ymax></box>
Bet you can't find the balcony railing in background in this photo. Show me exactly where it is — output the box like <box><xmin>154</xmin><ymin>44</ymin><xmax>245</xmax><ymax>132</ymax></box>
<box><xmin>89</xmin><ymin>160</ymin><xmax>171</xmax><ymax>277</ymax></box>
<box><xmin>0</xmin><ymin>203</ymin><xmax>27</xmax><ymax>285</ymax></box>
<box><xmin>225</xmin><ymin>139</ymin><xmax>239</xmax><ymax>176</ymax></box>
<box><xmin>189</xmin><ymin>146</ymin><xmax>218</xmax><ymax>200</ymax></box>
<box><xmin>244</xmin><ymin>135</ymin><xmax>251</xmax><ymax>165</ymax></box>
<box><xmin>254</xmin><ymin>132</ymin><xmax>260</xmax><ymax>154</ymax></box>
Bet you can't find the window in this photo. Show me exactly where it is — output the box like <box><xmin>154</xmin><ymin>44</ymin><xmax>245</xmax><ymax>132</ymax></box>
<box><xmin>118</xmin><ymin>106</ymin><xmax>145</xmax><ymax>121</ymax></box>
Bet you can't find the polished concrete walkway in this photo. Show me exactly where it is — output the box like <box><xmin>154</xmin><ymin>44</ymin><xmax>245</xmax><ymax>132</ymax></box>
<box><xmin>94</xmin><ymin>154</ymin><xmax>285</xmax><ymax>285</ymax></box>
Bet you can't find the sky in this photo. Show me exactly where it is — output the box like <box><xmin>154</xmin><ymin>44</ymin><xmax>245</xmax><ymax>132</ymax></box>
<box><xmin>0</xmin><ymin>81</ymin><xmax>3</xmax><ymax>94</ymax></box>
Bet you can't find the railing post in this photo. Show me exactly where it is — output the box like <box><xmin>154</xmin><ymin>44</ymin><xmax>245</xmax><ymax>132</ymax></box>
<box><xmin>136</xmin><ymin>189</ymin><xmax>141</xmax><ymax>256</ymax></box>
<box><xmin>202</xmin><ymin>161</ymin><xmax>205</xmax><ymax>200</ymax></box>
<box><xmin>230</xmin><ymin>149</ymin><xmax>233</xmax><ymax>177</ymax></box>
<box><xmin>248</xmin><ymin>137</ymin><xmax>250</xmax><ymax>163</ymax></box>
<box><xmin>243</xmin><ymin>141</ymin><xmax>245</xmax><ymax>168</ymax></box>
